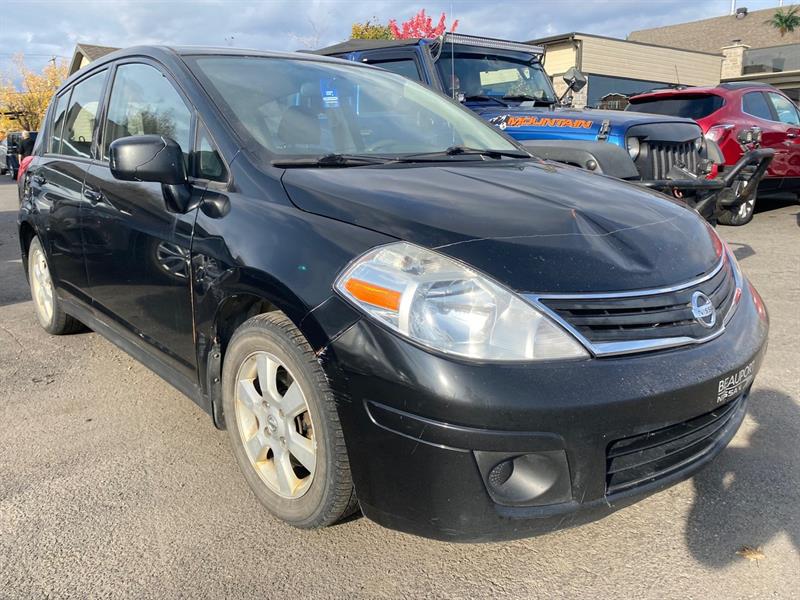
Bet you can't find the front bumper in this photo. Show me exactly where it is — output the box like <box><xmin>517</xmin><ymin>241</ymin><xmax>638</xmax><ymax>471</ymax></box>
<box><xmin>322</xmin><ymin>282</ymin><xmax>768</xmax><ymax>542</ymax></box>
<box><xmin>638</xmin><ymin>148</ymin><xmax>774</xmax><ymax>221</ymax></box>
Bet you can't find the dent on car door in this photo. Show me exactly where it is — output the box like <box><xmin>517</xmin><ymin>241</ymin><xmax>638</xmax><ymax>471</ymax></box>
<box><xmin>33</xmin><ymin>69</ymin><xmax>108</xmax><ymax>301</ymax></box>
<box><xmin>82</xmin><ymin>61</ymin><xmax>199</xmax><ymax>379</ymax></box>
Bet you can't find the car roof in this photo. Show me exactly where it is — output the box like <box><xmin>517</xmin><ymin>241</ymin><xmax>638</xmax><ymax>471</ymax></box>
<box><xmin>312</xmin><ymin>38</ymin><xmax>428</xmax><ymax>55</ymax></box>
<box><xmin>629</xmin><ymin>82</ymin><xmax>776</xmax><ymax>102</ymax></box>
<box><xmin>60</xmin><ymin>45</ymin><xmax>361</xmax><ymax>88</ymax></box>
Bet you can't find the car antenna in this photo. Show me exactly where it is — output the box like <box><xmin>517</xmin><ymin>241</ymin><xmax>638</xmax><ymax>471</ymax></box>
<box><xmin>674</xmin><ymin>64</ymin><xmax>681</xmax><ymax>86</ymax></box>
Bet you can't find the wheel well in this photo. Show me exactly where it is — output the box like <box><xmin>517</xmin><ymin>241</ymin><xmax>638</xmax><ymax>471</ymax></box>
<box><xmin>214</xmin><ymin>294</ymin><xmax>279</xmax><ymax>356</ymax></box>
<box><xmin>18</xmin><ymin>222</ymin><xmax>36</xmax><ymax>264</ymax></box>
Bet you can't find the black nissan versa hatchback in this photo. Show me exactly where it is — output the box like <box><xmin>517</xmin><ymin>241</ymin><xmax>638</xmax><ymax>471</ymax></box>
<box><xmin>18</xmin><ymin>46</ymin><xmax>768</xmax><ymax>542</ymax></box>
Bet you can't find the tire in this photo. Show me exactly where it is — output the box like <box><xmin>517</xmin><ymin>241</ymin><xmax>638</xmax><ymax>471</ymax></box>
<box><xmin>222</xmin><ymin>312</ymin><xmax>357</xmax><ymax>528</ymax></box>
<box><xmin>27</xmin><ymin>237</ymin><xmax>84</xmax><ymax>335</ymax></box>
<box><xmin>718</xmin><ymin>191</ymin><xmax>756</xmax><ymax>226</ymax></box>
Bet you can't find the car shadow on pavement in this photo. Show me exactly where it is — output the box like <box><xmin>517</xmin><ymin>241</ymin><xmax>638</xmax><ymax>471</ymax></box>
<box><xmin>727</xmin><ymin>242</ymin><xmax>755</xmax><ymax>263</ymax></box>
<box><xmin>685</xmin><ymin>387</ymin><xmax>799</xmax><ymax>567</ymax></box>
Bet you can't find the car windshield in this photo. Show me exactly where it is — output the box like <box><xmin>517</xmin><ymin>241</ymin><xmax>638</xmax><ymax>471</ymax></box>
<box><xmin>627</xmin><ymin>95</ymin><xmax>725</xmax><ymax>119</ymax></box>
<box><xmin>187</xmin><ymin>55</ymin><xmax>519</xmax><ymax>158</ymax></box>
<box><xmin>436</xmin><ymin>45</ymin><xmax>556</xmax><ymax>103</ymax></box>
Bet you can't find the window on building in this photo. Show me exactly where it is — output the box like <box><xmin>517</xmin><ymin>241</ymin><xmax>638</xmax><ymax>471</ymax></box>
<box><xmin>767</xmin><ymin>92</ymin><xmax>800</xmax><ymax>125</ymax></box>
<box><xmin>103</xmin><ymin>63</ymin><xmax>192</xmax><ymax>162</ymax></box>
<box><xmin>742</xmin><ymin>92</ymin><xmax>774</xmax><ymax>121</ymax></box>
<box><xmin>60</xmin><ymin>70</ymin><xmax>107</xmax><ymax>158</ymax></box>
<box><xmin>585</xmin><ymin>74</ymin><xmax>673</xmax><ymax>109</ymax></box>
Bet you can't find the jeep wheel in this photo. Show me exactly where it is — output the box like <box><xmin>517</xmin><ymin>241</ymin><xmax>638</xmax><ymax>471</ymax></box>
<box><xmin>28</xmin><ymin>238</ymin><xmax>84</xmax><ymax>334</ymax></box>
<box><xmin>718</xmin><ymin>191</ymin><xmax>756</xmax><ymax>226</ymax></box>
<box><xmin>222</xmin><ymin>312</ymin><xmax>357</xmax><ymax>528</ymax></box>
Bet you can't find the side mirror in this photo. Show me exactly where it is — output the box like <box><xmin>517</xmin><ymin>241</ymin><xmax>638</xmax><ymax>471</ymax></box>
<box><xmin>563</xmin><ymin>67</ymin><xmax>587</xmax><ymax>93</ymax></box>
<box><xmin>110</xmin><ymin>135</ymin><xmax>187</xmax><ymax>185</ymax></box>
<box><xmin>110</xmin><ymin>135</ymin><xmax>195</xmax><ymax>213</ymax></box>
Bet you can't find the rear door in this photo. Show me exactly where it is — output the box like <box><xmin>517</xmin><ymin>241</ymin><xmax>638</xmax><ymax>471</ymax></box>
<box><xmin>81</xmin><ymin>60</ymin><xmax>199</xmax><ymax>379</ymax></box>
<box><xmin>741</xmin><ymin>90</ymin><xmax>792</xmax><ymax>189</ymax></box>
<box><xmin>765</xmin><ymin>91</ymin><xmax>800</xmax><ymax>187</ymax></box>
<box><xmin>27</xmin><ymin>69</ymin><xmax>109</xmax><ymax>301</ymax></box>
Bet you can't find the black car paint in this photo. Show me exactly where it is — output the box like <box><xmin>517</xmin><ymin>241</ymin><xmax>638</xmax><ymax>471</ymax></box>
<box><xmin>18</xmin><ymin>46</ymin><xmax>768</xmax><ymax>541</ymax></box>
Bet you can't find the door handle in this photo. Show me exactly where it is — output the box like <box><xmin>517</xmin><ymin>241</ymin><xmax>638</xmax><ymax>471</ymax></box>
<box><xmin>83</xmin><ymin>189</ymin><xmax>104</xmax><ymax>205</ymax></box>
<box><xmin>787</xmin><ymin>133</ymin><xmax>797</xmax><ymax>138</ymax></box>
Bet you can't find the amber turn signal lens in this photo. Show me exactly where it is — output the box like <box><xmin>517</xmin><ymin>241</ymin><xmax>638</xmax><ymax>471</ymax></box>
<box><xmin>344</xmin><ymin>278</ymin><xmax>402</xmax><ymax>311</ymax></box>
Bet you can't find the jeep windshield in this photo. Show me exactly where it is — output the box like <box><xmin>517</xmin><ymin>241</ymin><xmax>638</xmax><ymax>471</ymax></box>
<box><xmin>186</xmin><ymin>55</ymin><xmax>521</xmax><ymax>162</ymax></box>
<box><xmin>435</xmin><ymin>45</ymin><xmax>557</xmax><ymax>105</ymax></box>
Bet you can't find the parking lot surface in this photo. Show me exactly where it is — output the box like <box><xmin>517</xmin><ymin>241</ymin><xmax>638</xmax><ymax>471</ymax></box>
<box><xmin>0</xmin><ymin>178</ymin><xmax>797</xmax><ymax>599</ymax></box>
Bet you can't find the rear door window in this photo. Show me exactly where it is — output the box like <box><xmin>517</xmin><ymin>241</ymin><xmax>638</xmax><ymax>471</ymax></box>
<box><xmin>102</xmin><ymin>62</ymin><xmax>192</xmax><ymax>163</ymax></box>
<box><xmin>742</xmin><ymin>92</ymin><xmax>774</xmax><ymax>121</ymax></box>
<box><xmin>48</xmin><ymin>92</ymin><xmax>71</xmax><ymax>154</ymax></box>
<box><xmin>767</xmin><ymin>92</ymin><xmax>800</xmax><ymax>125</ymax></box>
<box><xmin>61</xmin><ymin>69</ymin><xmax>108</xmax><ymax>158</ymax></box>
<box><xmin>627</xmin><ymin>95</ymin><xmax>724</xmax><ymax>119</ymax></box>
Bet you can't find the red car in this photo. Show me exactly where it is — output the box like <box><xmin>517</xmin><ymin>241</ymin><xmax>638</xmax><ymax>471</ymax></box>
<box><xmin>628</xmin><ymin>83</ymin><xmax>800</xmax><ymax>225</ymax></box>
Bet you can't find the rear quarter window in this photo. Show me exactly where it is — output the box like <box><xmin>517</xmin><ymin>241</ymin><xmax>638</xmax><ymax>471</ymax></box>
<box><xmin>627</xmin><ymin>95</ymin><xmax>724</xmax><ymax>119</ymax></box>
<box><xmin>742</xmin><ymin>92</ymin><xmax>774</xmax><ymax>121</ymax></box>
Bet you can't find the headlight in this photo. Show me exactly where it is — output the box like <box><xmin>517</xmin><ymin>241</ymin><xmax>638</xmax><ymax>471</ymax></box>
<box><xmin>335</xmin><ymin>242</ymin><xmax>588</xmax><ymax>361</ymax></box>
<box><xmin>694</xmin><ymin>136</ymin><xmax>704</xmax><ymax>152</ymax></box>
<box><xmin>626</xmin><ymin>137</ymin><xmax>640</xmax><ymax>160</ymax></box>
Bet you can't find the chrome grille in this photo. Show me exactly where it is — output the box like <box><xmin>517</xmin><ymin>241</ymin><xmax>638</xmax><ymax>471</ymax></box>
<box><xmin>531</xmin><ymin>253</ymin><xmax>742</xmax><ymax>357</ymax></box>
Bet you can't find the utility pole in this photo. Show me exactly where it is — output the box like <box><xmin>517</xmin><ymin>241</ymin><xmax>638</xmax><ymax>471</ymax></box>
<box><xmin>730</xmin><ymin>0</ymin><xmax>736</xmax><ymax>14</ymax></box>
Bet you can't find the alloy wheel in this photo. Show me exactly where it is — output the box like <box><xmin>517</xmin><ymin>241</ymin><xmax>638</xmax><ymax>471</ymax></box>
<box><xmin>234</xmin><ymin>351</ymin><xmax>317</xmax><ymax>499</ymax></box>
<box><xmin>30</xmin><ymin>245</ymin><xmax>54</xmax><ymax>325</ymax></box>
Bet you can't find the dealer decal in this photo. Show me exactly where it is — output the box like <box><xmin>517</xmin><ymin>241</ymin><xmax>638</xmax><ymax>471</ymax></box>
<box><xmin>489</xmin><ymin>115</ymin><xmax>594</xmax><ymax>130</ymax></box>
<box><xmin>717</xmin><ymin>361</ymin><xmax>754</xmax><ymax>404</ymax></box>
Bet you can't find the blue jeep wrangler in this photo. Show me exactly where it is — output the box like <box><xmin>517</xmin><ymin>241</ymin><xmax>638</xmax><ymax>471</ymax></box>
<box><xmin>314</xmin><ymin>33</ymin><xmax>772</xmax><ymax>223</ymax></box>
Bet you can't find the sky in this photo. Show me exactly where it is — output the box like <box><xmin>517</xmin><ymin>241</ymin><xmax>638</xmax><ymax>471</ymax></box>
<box><xmin>1</xmin><ymin>0</ymin><xmax>792</xmax><ymax>76</ymax></box>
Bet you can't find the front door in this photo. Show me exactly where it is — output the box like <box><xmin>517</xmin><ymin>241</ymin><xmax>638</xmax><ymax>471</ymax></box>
<box><xmin>82</xmin><ymin>61</ymin><xmax>198</xmax><ymax>378</ymax></box>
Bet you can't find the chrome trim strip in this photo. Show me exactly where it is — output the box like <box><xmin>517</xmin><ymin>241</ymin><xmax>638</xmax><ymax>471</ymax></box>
<box><xmin>524</xmin><ymin>251</ymin><xmax>742</xmax><ymax>358</ymax></box>
<box><xmin>527</xmin><ymin>255</ymin><xmax>725</xmax><ymax>301</ymax></box>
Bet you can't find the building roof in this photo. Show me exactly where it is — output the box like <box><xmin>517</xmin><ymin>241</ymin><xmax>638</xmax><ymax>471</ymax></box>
<box><xmin>68</xmin><ymin>43</ymin><xmax>119</xmax><ymax>75</ymax></box>
<box><xmin>628</xmin><ymin>5</ymin><xmax>800</xmax><ymax>52</ymax></box>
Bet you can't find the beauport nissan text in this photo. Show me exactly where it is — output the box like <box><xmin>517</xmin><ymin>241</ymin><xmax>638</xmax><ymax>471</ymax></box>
<box><xmin>18</xmin><ymin>47</ymin><xmax>768</xmax><ymax>542</ymax></box>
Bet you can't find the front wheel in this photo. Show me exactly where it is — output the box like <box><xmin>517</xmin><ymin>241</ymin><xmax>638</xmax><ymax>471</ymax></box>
<box><xmin>222</xmin><ymin>312</ymin><xmax>357</xmax><ymax>528</ymax></box>
<box><xmin>718</xmin><ymin>191</ymin><xmax>756</xmax><ymax>226</ymax></box>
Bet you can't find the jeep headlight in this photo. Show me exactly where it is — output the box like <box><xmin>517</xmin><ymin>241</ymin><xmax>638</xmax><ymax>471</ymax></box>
<box><xmin>626</xmin><ymin>137</ymin><xmax>640</xmax><ymax>160</ymax></box>
<box><xmin>335</xmin><ymin>242</ymin><xmax>588</xmax><ymax>361</ymax></box>
<box><xmin>694</xmin><ymin>136</ymin><xmax>704</xmax><ymax>152</ymax></box>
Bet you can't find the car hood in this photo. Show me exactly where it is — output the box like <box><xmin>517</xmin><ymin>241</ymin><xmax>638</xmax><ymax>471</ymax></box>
<box><xmin>468</xmin><ymin>105</ymin><xmax>701</xmax><ymax>141</ymax></box>
<box><xmin>281</xmin><ymin>160</ymin><xmax>719</xmax><ymax>293</ymax></box>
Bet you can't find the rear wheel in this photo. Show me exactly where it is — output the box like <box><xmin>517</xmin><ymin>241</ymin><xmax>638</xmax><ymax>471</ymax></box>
<box><xmin>718</xmin><ymin>190</ymin><xmax>756</xmax><ymax>226</ymax></box>
<box><xmin>27</xmin><ymin>237</ymin><xmax>83</xmax><ymax>334</ymax></box>
<box><xmin>222</xmin><ymin>312</ymin><xmax>357</xmax><ymax>528</ymax></box>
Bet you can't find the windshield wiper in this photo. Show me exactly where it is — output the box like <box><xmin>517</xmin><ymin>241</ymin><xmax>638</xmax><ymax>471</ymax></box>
<box><xmin>502</xmin><ymin>94</ymin><xmax>554</xmax><ymax>105</ymax></box>
<box><xmin>398</xmin><ymin>145</ymin><xmax>532</xmax><ymax>161</ymax></box>
<box><xmin>272</xmin><ymin>153</ymin><xmax>392</xmax><ymax>168</ymax></box>
<box><xmin>462</xmin><ymin>95</ymin><xmax>509</xmax><ymax>107</ymax></box>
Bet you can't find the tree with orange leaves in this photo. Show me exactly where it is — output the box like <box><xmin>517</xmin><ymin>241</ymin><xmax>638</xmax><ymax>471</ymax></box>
<box><xmin>0</xmin><ymin>54</ymin><xmax>68</xmax><ymax>137</ymax></box>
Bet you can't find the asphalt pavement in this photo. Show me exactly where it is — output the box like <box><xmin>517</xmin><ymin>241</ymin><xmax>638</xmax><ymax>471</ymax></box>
<box><xmin>0</xmin><ymin>177</ymin><xmax>798</xmax><ymax>599</ymax></box>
